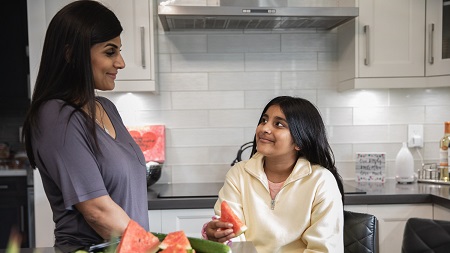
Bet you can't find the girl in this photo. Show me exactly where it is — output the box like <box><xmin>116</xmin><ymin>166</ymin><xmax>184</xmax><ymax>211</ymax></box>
<box><xmin>204</xmin><ymin>96</ymin><xmax>344</xmax><ymax>253</ymax></box>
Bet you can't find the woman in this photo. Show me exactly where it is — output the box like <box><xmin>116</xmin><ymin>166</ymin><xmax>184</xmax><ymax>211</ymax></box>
<box><xmin>22</xmin><ymin>0</ymin><xmax>149</xmax><ymax>249</ymax></box>
<box><xmin>204</xmin><ymin>96</ymin><xmax>345</xmax><ymax>253</ymax></box>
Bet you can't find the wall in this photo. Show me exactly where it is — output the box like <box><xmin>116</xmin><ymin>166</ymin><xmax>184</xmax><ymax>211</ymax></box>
<box><xmin>102</xmin><ymin>27</ymin><xmax>450</xmax><ymax>184</ymax></box>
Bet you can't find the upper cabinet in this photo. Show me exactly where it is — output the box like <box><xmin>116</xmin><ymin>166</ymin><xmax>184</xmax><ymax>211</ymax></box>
<box><xmin>102</xmin><ymin>0</ymin><xmax>158</xmax><ymax>92</ymax></box>
<box><xmin>27</xmin><ymin>0</ymin><xmax>158</xmax><ymax>94</ymax></box>
<box><xmin>337</xmin><ymin>0</ymin><xmax>450</xmax><ymax>91</ymax></box>
<box><xmin>426</xmin><ymin>0</ymin><xmax>450</xmax><ymax>76</ymax></box>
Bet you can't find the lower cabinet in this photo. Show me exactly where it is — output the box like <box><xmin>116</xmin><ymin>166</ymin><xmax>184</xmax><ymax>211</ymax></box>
<box><xmin>345</xmin><ymin>204</ymin><xmax>433</xmax><ymax>253</ymax></box>
<box><xmin>433</xmin><ymin>204</ymin><xmax>450</xmax><ymax>220</ymax></box>
<box><xmin>148</xmin><ymin>209</ymin><xmax>214</xmax><ymax>238</ymax></box>
<box><xmin>0</xmin><ymin>176</ymin><xmax>30</xmax><ymax>248</ymax></box>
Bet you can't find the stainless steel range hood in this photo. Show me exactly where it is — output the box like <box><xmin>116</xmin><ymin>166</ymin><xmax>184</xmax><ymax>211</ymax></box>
<box><xmin>158</xmin><ymin>0</ymin><xmax>358</xmax><ymax>31</ymax></box>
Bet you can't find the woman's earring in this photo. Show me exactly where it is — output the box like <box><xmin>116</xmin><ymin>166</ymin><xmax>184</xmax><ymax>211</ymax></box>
<box><xmin>295</xmin><ymin>146</ymin><xmax>300</xmax><ymax>151</ymax></box>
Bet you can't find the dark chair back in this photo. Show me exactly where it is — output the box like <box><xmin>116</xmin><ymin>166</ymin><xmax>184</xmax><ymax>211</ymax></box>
<box><xmin>402</xmin><ymin>217</ymin><xmax>450</xmax><ymax>253</ymax></box>
<box><xmin>344</xmin><ymin>210</ymin><xmax>378</xmax><ymax>253</ymax></box>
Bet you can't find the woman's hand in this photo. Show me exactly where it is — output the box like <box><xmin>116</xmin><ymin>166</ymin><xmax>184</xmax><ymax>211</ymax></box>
<box><xmin>205</xmin><ymin>219</ymin><xmax>235</xmax><ymax>243</ymax></box>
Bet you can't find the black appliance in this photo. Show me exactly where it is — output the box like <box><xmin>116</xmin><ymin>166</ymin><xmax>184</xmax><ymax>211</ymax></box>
<box><xmin>0</xmin><ymin>175</ymin><xmax>31</xmax><ymax>248</ymax></box>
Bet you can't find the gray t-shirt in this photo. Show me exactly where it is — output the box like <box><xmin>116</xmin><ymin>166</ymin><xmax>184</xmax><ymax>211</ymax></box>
<box><xmin>31</xmin><ymin>97</ymin><xmax>149</xmax><ymax>247</ymax></box>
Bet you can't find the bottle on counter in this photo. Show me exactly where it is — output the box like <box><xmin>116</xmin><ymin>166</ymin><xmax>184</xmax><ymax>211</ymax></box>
<box><xmin>395</xmin><ymin>142</ymin><xmax>415</xmax><ymax>184</ymax></box>
<box><xmin>439</xmin><ymin>121</ymin><xmax>450</xmax><ymax>181</ymax></box>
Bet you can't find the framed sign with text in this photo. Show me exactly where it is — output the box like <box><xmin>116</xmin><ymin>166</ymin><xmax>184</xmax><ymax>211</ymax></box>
<box><xmin>355</xmin><ymin>152</ymin><xmax>385</xmax><ymax>182</ymax></box>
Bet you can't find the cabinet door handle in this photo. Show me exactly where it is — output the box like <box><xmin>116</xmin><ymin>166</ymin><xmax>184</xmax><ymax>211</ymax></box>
<box><xmin>140</xmin><ymin>26</ymin><xmax>146</xmax><ymax>68</ymax></box>
<box><xmin>364</xmin><ymin>25</ymin><xmax>370</xmax><ymax>65</ymax></box>
<box><xmin>429</xmin><ymin>23</ymin><xmax>435</xmax><ymax>64</ymax></box>
<box><xmin>0</xmin><ymin>184</ymin><xmax>8</xmax><ymax>190</ymax></box>
<box><xmin>20</xmin><ymin>205</ymin><xmax>25</xmax><ymax>232</ymax></box>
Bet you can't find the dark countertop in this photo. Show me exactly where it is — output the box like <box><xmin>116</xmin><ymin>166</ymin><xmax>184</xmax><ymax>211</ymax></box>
<box><xmin>0</xmin><ymin>242</ymin><xmax>257</xmax><ymax>253</ymax></box>
<box><xmin>147</xmin><ymin>179</ymin><xmax>450</xmax><ymax>210</ymax></box>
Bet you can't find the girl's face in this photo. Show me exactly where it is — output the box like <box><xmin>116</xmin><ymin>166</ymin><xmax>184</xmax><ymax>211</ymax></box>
<box><xmin>256</xmin><ymin>104</ymin><xmax>298</xmax><ymax>159</ymax></box>
<box><xmin>90</xmin><ymin>36</ymin><xmax>125</xmax><ymax>91</ymax></box>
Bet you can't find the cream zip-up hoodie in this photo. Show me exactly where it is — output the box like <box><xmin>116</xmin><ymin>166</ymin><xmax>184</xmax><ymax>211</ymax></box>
<box><xmin>214</xmin><ymin>152</ymin><xmax>344</xmax><ymax>253</ymax></box>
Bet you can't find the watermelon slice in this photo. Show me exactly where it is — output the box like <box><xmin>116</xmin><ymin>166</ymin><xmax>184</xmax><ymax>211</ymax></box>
<box><xmin>159</xmin><ymin>230</ymin><xmax>192</xmax><ymax>250</ymax></box>
<box><xmin>116</xmin><ymin>219</ymin><xmax>160</xmax><ymax>253</ymax></box>
<box><xmin>160</xmin><ymin>244</ymin><xmax>196</xmax><ymax>253</ymax></box>
<box><xmin>220</xmin><ymin>200</ymin><xmax>248</xmax><ymax>236</ymax></box>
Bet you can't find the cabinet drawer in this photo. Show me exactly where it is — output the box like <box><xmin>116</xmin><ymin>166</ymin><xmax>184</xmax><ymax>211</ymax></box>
<box><xmin>0</xmin><ymin>176</ymin><xmax>27</xmax><ymax>197</ymax></box>
<box><xmin>368</xmin><ymin>204</ymin><xmax>433</xmax><ymax>220</ymax></box>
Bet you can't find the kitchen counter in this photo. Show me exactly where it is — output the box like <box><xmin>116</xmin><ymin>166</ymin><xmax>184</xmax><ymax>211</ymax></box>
<box><xmin>0</xmin><ymin>242</ymin><xmax>257</xmax><ymax>253</ymax></box>
<box><xmin>0</xmin><ymin>169</ymin><xmax>27</xmax><ymax>176</ymax></box>
<box><xmin>147</xmin><ymin>179</ymin><xmax>450</xmax><ymax>210</ymax></box>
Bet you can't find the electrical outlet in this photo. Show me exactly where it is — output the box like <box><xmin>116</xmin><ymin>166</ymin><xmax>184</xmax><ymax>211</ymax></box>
<box><xmin>408</xmin><ymin>124</ymin><xmax>423</xmax><ymax>148</ymax></box>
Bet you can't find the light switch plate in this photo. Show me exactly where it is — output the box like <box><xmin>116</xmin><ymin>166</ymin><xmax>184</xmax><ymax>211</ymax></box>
<box><xmin>408</xmin><ymin>124</ymin><xmax>423</xmax><ymax>148</ymax></box>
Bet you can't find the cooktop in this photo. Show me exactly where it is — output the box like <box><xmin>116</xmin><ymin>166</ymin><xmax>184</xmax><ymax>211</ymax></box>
<box><xmin>156</xmin><ymin>182</ymin><xmax>366</xmax><ymax>198</ymax></box>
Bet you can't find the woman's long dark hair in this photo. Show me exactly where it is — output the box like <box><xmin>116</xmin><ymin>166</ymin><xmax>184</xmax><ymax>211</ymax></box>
<box><xmin>251</xmin><ymin>96</ymin><xmax>345</xmax><ymax>203</ymax></box>
<box><xmin>22</xmin><ymin>0</ymin><xmax>123</xmax><ymax>168</ymax></box>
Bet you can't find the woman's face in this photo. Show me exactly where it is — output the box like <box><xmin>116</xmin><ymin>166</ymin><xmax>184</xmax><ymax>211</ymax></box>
<box><xmin>256</xmin><ymin>104</ymin><xmax>298</xmax><ymax>158</ymax></box>
<box><xmin>90</xmin><ymin>36</ymin><xmax>125</xmax><ymax>91</ymax></box>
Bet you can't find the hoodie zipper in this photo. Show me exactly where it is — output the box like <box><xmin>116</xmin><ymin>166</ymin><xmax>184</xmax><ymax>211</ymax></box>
<box><xmin>269</xmin><ymin>179</ymin><xmax>295</xmax><ymax>210</ymax></box>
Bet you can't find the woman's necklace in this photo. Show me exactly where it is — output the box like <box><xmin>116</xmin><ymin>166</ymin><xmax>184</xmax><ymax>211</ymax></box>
<box><xmin>95</xmin><ymin>101</ymin><xmax>110</xmax><ymax>135</ymax></box>
<box><xmin>95</xmin><ymin>118</ymin><xmax>110</xmax><ymax>134</ymax></box>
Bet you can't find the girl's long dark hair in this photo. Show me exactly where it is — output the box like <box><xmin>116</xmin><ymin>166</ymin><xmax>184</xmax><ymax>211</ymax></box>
<box><xmin>22</xmin><ymin>0</ymin><xmax>122</xmax><ymax>168</ymax></box>
<box><xmin>251</xmin><ymin>96</ymin><xmax>345</xmax><ymax>203</ymax></box>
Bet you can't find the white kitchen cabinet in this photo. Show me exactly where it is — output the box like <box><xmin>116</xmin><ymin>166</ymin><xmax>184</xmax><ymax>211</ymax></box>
<box><xmin>426</xmin><ymin>0</ymin><xmax>450</xmax><ymax>77</ymax></box>
<box><xmin>149</xmin><ymin>210</ymin><xmax>163</xmax><ymax>233</ymax></box>
<box><xmin>368</xmin><ymin>204</ymin><xmax>432</xmax><ymax>253</ymax></box>
<box><xmin>337</xmin><ymin>0</ymin><xmax>450</xmax><ymax>91</ymax></box>
<box><xmin>101</xmin><ymin>0</ymin><xmax>158</xmax><ymax>92</ymax></box>
<box><xmin>27</xmin><ymin>0</ymin><xmax>158</xmax><ymax>95</ymax></box>
<box><xmin>149</xmin><ymin>209</ymin><xmax>214</xmax><ymax>238</ymax></box>
<box><xmin>433</xmin><ymin>204</ymin><xmax>450</xmax><ymax>220</ymax></box>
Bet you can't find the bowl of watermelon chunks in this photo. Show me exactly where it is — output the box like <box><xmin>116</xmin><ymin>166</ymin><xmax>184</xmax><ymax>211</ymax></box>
<box><xmin>75</xmin><ymin>200</ymin><xmax>247</xmax><ymax>253</ymax></box>
<box><xmin>76</xmin><ymin>219</ymin><xmax>232</xmax><ymax>253</ymax></box>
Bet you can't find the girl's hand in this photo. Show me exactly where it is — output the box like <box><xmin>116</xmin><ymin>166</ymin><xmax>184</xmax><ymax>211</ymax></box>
<box><xmin>205</xmin><ymin>219</ymin><xmax>235</xmax><ymax>243</ymax></box>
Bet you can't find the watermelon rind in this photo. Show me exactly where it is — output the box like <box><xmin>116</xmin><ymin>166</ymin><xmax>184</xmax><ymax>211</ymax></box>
<box><xmin>152</xmin><ymin>232</ymin><xmax>231</xmax><ymax>253</ymax></box>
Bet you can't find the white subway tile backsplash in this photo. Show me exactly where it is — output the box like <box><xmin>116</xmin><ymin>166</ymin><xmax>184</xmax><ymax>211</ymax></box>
<box><xmin>166</xmin><ymin>146</ymin><xmax>238</xmax><ymax>165</ymax></box>
<box><xmin>169</xmin><ymin>128</ymin><xmax>244</xmax><ymax>147</ymax></box>
<box><xmin>171</xmin><ymin>53</ymin><xmax>244</xmax><ymax>72</ymax></box>
<box><xmin>172</xmin><ymin>91</ymin><xmax>244</xmax><ymax>109</ymax></box>
<box><xmin>328</xmin><ymin>125</ymin><xmax>390</xmax><ymax>144</ymax></box>
<box><xmin>135</xmin><ymin>110</ymin><xmax>209</xmax><ymax>129</ymax></box>
<box><xmin>425</xmin><ymin>106</ymin><xmax>450</xmax><ymax>123</ymax></box>
<box><xmin>208</xmin><ymin>109</ymin><xmax>261</xmax><ymax>127</ymax></box>
<box><xmin>127</xmin><ymin>30</ymin><xmax>450</xmax><ymax>183</ymax></box>
<box><xmin>282</xmin><ymin>33</ymin><xmax>336</xmax><ymax>52</ymax></box>
<box><xmin>158</xmin><ymin>73</ymin><xmax>208</xmax><ymax>91</ymax></box>
<box><xmin>318</xmin><ymin>89</ymin><xmax>389</xmax><ymax>107</ymax></box>
<box><xmin>318</xmin><ymin>52</ymin><xmax>337</xmax><ymax>70</ymax></box>
<box><xmin>329</xmin><ymin>144</ymin><xmax>353</xmax><ymax>161</ymax></box>
<box><xmin>389</xmin><ymin>87</ymin><xmax>450</xmax><ymax>106</ymax></box>
<box><xmin>207</xmin><ymin>34</ymin><xmax>281</xmax><ymax>53</ymax></box>
<box><xmin>320</xmin><ymin>107</ymin><xmax>353</xmax><ymax>126</ymax></box>
<box><xmin>244</xmin><ymin>90</ymin><xmax>317</xmax><ymax>109</ymax></box>
<box><xmin>245</xmin><ymin>53</ymin><xmax>317</xmax><ymax>71</ymax></box>
<box><xmin>353</xmin><ymin>106</ymin><xmax>425</xmax><ymax>125</ymax></box>
<box><xmin>171</xmin><ymin>165</ymin><xmax>229</xmax><ymax>183</ymax></box>
<box><xmin>209</xmin><ymin>72</ymin><xmax>282</xmax><ymax>91</ymax></box>
<box><xmin>159</xmin><ymin>34</ymin><xmax>207</xmax><ymax>53</ymax></box>
<box><xmin>158</xmin><ymin>54</ymin><xmax>172</xmax><ymax>72</ymax></box>
<box><xmin>282</xmin><ymin>71</ymin><xmax>337</xmax><ymax>89</ymax></box>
